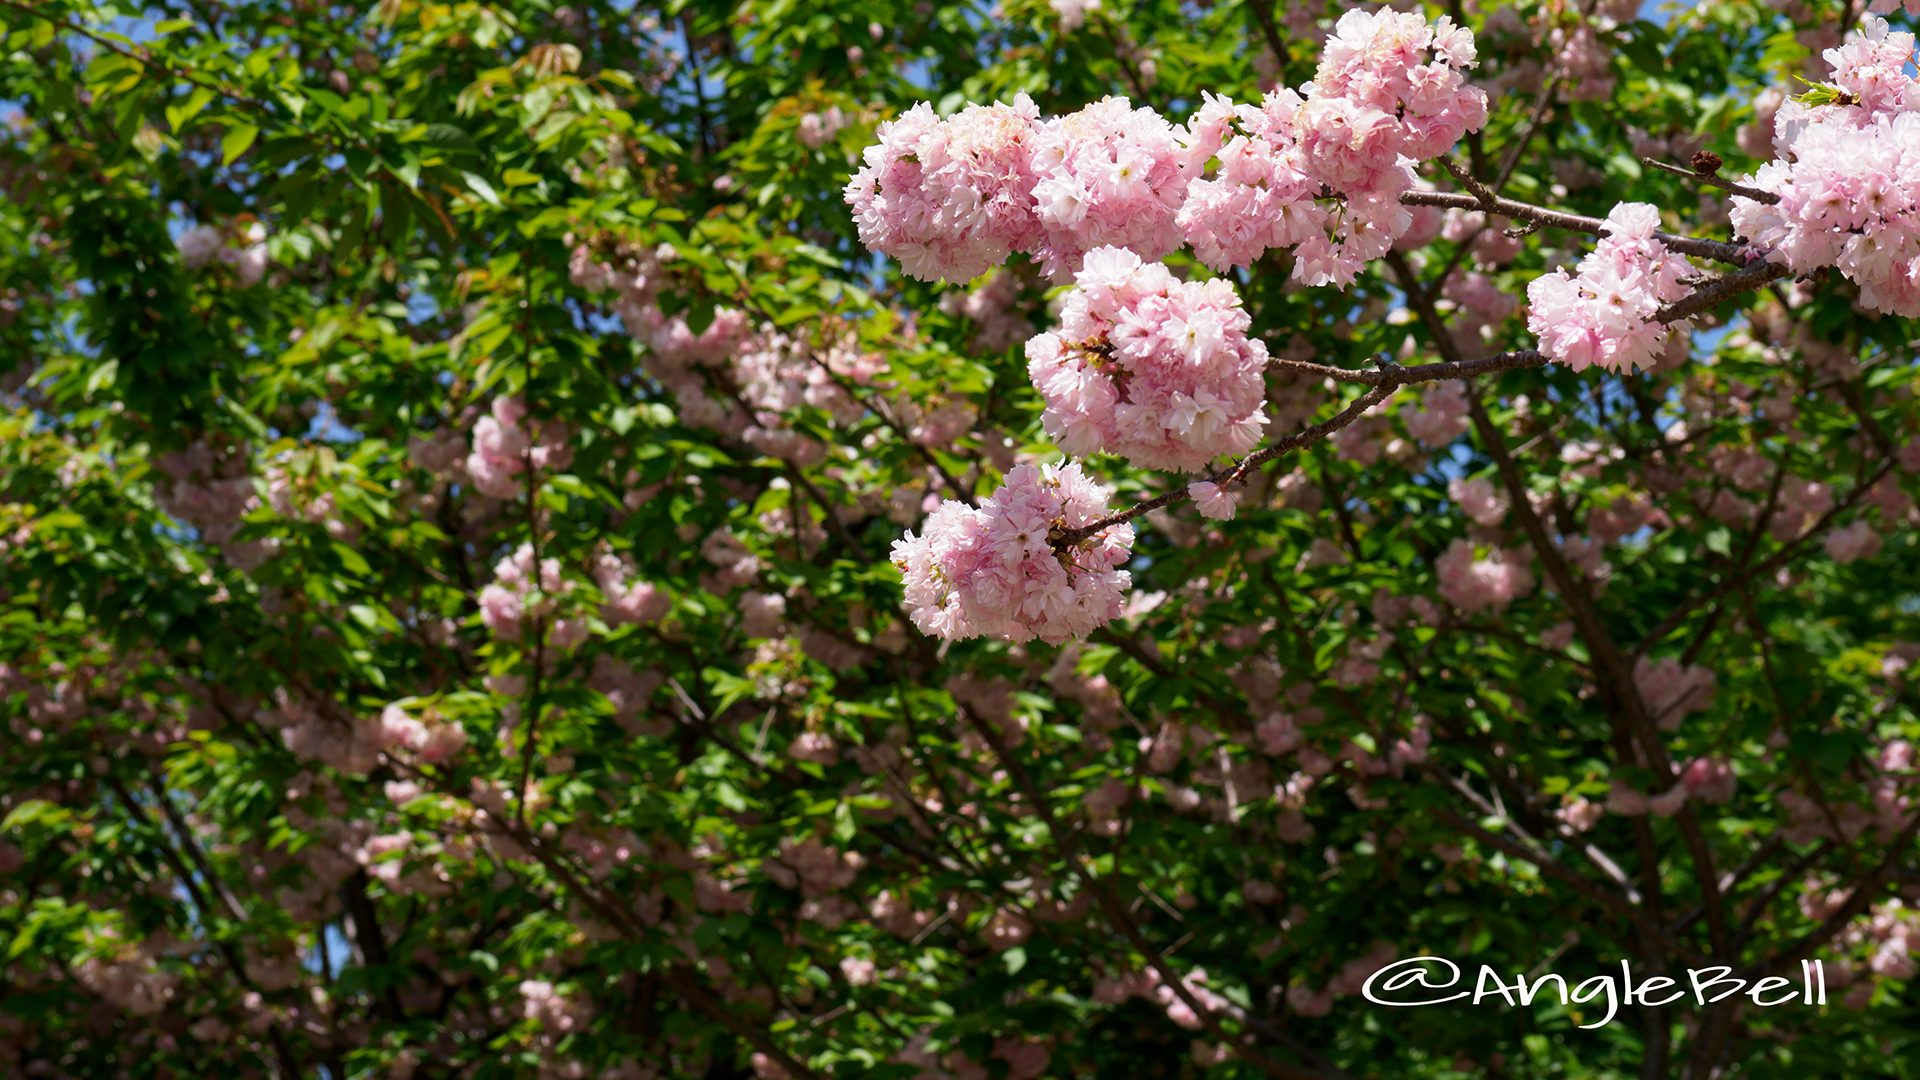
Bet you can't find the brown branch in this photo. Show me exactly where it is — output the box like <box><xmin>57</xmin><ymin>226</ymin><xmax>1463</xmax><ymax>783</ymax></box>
<box><xmin>341</xmin><ymin>869</ymin><xmax>407</xmax><ymax>1023</ymax></box>
<box><xmin>1654</xmin><ymin>261</ymin><xmax>1793</xmax><ymax>324</ymax></box>
<box><xmin>103</xmin><ymin>776</ymin><xmax>308</xmax><ymax>1079</ymax></box>
<box><xmin>1267</xmin><ymin>348</ymin><xmax>1547</xmax><ymax>386</ymax></box>
<box><xmin>1383</xmin><ymin>251</ymin><xmax>1730</xmax><ymax>965</ymax></box>
<box><xmin>1641</xmin><ymin>157</ymin><xmax>1780</xmax><ymax>204</ymax></box>
<box><xmin>1402</xmin><ymin>188</ymin><xmax>1753</xmax><ymax>265</ymax></box>
<box><xmin>396</xmin><ymin>755</ymin><xmax>829</xmax><ymax>1080</ymax></box>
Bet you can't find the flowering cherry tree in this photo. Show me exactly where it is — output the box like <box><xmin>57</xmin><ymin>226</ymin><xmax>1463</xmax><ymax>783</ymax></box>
<box><xmin>5</xmin><ymin>1</ymin><xmax>1920</xmax><ymax>1077</ymax></box>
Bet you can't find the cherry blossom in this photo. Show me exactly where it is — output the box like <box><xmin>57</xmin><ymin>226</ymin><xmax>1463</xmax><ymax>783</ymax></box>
<box><xmin>1730</xmin><ymin>18</ymin><xmax>1920</xmax><ymax>317</ymax></box>
<box><xmin>1179</xmin><ymin>10</ymin><xmax>1487</xmax><ymax>284</ymax></box>
<box><xmin>892</xmin><ymin>462</ymin><xmax>1134</xmax><ymax>643</ymax></box>
<box><xmin>1025</xmin><ymin>246</ymin><xmax>1268</xmax><ymax>471</ymax></box>
<box><xmin>1435</xmin><ymin>539</ymin><xmax>1534</xmax><ymax>614</ymax></box>
<box><xmin>844</xmin><ymin>95</ymin><xmax>1043</xmax><ymax>282</ymax></box>
<box><xmin>1026</xmin><ymin>98</ymin><xmax>1196</xmax><ymax>281</ymax></box>
<box><xmin>1526</xmin><ymin>203</ymin><xmax>1694</xmax><ymax>374</ymax></box>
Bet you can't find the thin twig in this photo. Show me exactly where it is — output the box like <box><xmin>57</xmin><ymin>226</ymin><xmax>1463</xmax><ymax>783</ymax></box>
<box><xmin>1402</xmin><ymin>188</ymin><xmax>1753</xmax><ymax>265</ymax></box>
<box><xmin>1641</xmin><ymin>157</ymin><xmax>1780</xmax><ymax>204</ymax></box>
<box><xmin>1268</xmin><ymin>348</ymin><xmax>1547</xmax><ymax>387</ymax></box>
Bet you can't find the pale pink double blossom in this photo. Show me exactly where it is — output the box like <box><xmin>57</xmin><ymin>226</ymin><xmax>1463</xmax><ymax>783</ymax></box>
<box><xmin>1731</xmin><ymin>18</ymin><xmax>1920</xmax><ymax>317</ymax></box>
<box><xmin>848</xmin><ymin>10</ymin><xmax>1486</xmax><ymax>287</ymax></box>
<box><xmin>1526</xmin><ymin>203</ymin><xmax>1694</xmax><ymax>375</ymax></box>
<box><xmin>467</xmin><ymin>396</ymin><xmax>572</xmax><ymax>499</ymax></box>
<box><xmin>1435</xmin><ymin>539</ymin><xmax>1534</xmax><ymax>614</ymax></box>
<box><xmin>1025</xmin><ymin>246</ymin><xmax>1269</xmax><ymax>471</ymax></box>
<box><xmin>1180</xmin><ymin>10</ymin><xmax>1486</xmax><ymax>285</ymax></box>
<box><xmin>892</xmin><ymin>462</ymin><xmax>1134</xmax><ymax>643</ymax></box>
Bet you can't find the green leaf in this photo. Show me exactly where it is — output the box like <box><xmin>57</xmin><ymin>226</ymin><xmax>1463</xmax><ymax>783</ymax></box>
<box><xmin>1793</xmin><ymin>81</ymin><xmax>1849</xmax><ymax>108</ymax></box>
<box><xmin>713</xmin><ymin>782</ymin><xmax>748</xmax><ymax>813</ymax></box>
<box><xmin>462</xmin><ymin>171</ymin><xmax>501</xmax><ymax>206</ymax></box>
<box><xmin>165</xmin><ymin>86</ymin><xmax>216</xmax><ymax>133</ymax></box>
<box><xmin>84</xmin><ymin>359</ymin><xmax>119</xmax><ymax>398</ymax></box>
<box><xmin>530</xmin><ymin>110</ymin><xmax>576</xmax><ymax>145</ymax></box>
<box><xmin>520</xmin><ymin>84</ymin><xmax>559</xmax><ymax>126</ymax></box>
<box><xmin>221</xmin><ymin>123</ymin><xmax>259</xmax><ymax>166</ymax></box>
<box><xmin>1</xmin><ymin>799</ymin><xmax>65</xmax><ymax>830</ymax></box>
<box><xmin>1619</xmin><ymin>22</ymin><xmax>1668</xmax><ymax>76</ymax></box>
<box><xmin>333</xmin><ymin>541</ymin><xmax>372</xmax><ymax>577</ymax></box>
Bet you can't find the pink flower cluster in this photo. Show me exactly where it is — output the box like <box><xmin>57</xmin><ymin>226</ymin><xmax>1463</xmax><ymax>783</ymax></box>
<box><xmin>1538</xmin><ymin>6</ymin><xmax>1619</xmax><ymax>103</ymax></box>
<box><xmin>1681</xmin><ymin>756</ymin><xmax>1737</xmax><ymax>804</ymax></box>
<box><xmin>1447</xmin><ymin>475</ymin><xmax>1507</xmax><ymax>526</ymax></box>
<box><xmin>1285</xmin><ymin>942</ymin><xmax>1402</xmax><ymax>1019</ymax></box>
<box><xmin>1442</xmin><ymin>270</ymin><xmax>1519</xmax><ymax>344</ymax></box>
<box><xmin>1634</xmin><ymin>656</ymin><xmax>1715</xmax><ymax>729</ymax></box>
<box><xmin>729</xmin><ymin>329</ymin><xmax>877</xmax><ymax>465</ymax></box>
<box><xmin>797</xmin><ymin>105</ymin><xmax>848</xmax><ymax>149</ymax></box>
<box><xmin>478</xmin><ymin>544</ymin><xmax>584</xmax><ymax>648</ymax></box>
<box><xmin>74</xmin><ymin>951</ymin><xmax>180</xmax><ymax>1017</ymax></box>
<box><xmin>519</xmin><ymin>979</ymin><xmax>592</xmax><ymax>1036</ymax></box>
<box><xmin>1024</xmin><ymin>246</ymin><xmax>1268</xmax><ymax>471</ymax></box>
<box><xmin>177</xmin><ymin>220</ymin><xmax>270</xmax><ymax>287</ymax></box>
<box><xmin>1178</xmin><ymin>10</ymin><xmax>1487</xmax><ymax>285</ymax></box>
<box><xmin>846</xmin><ymin>92</ymin><xmax>1196</xmax><ymax>284</ymax></box>
<box><xmin>153</xmin><ymin>438</ymin><xmax>257</xmax><ymax>548</ymax></box>
<box><xmin>892</xmin><ymin>462</ymin><xmax>1134</xmax><ymax>643</ymax></box>
<box><xmin>591</xmin><ymin>550</ymin><xmax>669</xmax><ymax>625</ymax></box>
<box><xmin>258</xmin><ymin>688</ymin><xmax>430</xmax><ymax>775</ymax></box>
<box><xmin>1026</xmin><ymin>98</ymin><xmax>1194</xmax><ymax>281</ymax></box>
<box><xmin>1826</xmin><ymin>519</ymin><xmax>1884</xmax><ymax>564</ymax></box>
<box><xmin>573</xmin><ymin>238</ymin><xmax>746</xmax><ymax>374</ymax></box>
<box><xmin>1781</xmin><ymin>736</ymin><xmax>1917</xmax><ymax>846</ymax></box>
<box><xmin>589</xmin><ymin>655</ymin><xmax>666</xmax><ymax>737</ymax></box>
<box><xmin>1557</xmin><ymin>797</ymin><xmax>1604</xmax><ymax>834</ymax></box>
<box><xmin>378</xmin><ymin>704</ymin><xmax>469</xmax><ymax>765</ymax></box>
<box><xmin>847</xmin><ymin>10</ymin><xmax>1487</xmax><ymax>286</ymax></box>
<box><xmin>1730</xmin><ymin>18</ymin><xmax>1920</xmax><ymax>317</ymax></box>
<box><xmin>1606</xmin><ymin>758</ymin><xmax>1734</xmax><ymax>820</ymax></box>
<box><xmin>467</xmin><ymin>397</ymin><xmax>572</xmax><ymax>499</ymax></box>
<box><xmin>572</xmin><ymin>239</ymin><xmax>881</xmax><ymax>462</ymax></box>
<box><xmin>1093</xmin><ymin>966</ymin><xmax>1243</xmax><ymax>1033</ymax></box>
<box><xmin>844</xmin><ymin>95</ymin><xmax>1045</xmax><ymax>283</ymax></box>
<box><xmin>1816</xmin><ymin>897</ymin><xmax>1920</xmax><ymax>1007</ymax></box>
<box><xmin>764</xmin><ymin>836</ymin><xmax>863</xmax><ymax>898</ymax></box>
<box><xmin>1435</xmin><ymin>539</ymin><xmax>1533</xmax><ymax>615</ymax></box>
<box><xmin>1049</xmin><ymin>0</ymin><xmax>1102</xmax><ymax>31</ymax></box>
<box><xmin>1526</xmin><ymin>203</ymin><xmax>1694</xmax><ymax>374</ymax></box>
<box><xmin>939</xmin><ymin>270</ymin><xmax>1034</xmax><ymax>352</ymax></box>
<box><xmin>1404</xmin><ymin>380</ymin><xmax>1470</xmax><ymax>447</ymax></box>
